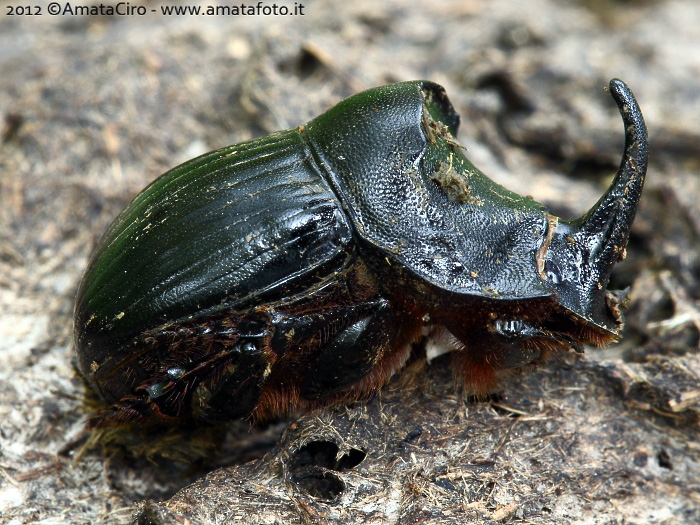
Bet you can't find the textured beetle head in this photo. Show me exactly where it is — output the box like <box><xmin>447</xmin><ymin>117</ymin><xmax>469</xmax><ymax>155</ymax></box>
<box><xmin>306</xmin><ymin>79</ymin><xmax>647</xmax><ymax>337</ymax></box>
<box><xmin>537</xmin><ymin>79</ymin><xmax>648</xmax><ymax>334</ymax></box>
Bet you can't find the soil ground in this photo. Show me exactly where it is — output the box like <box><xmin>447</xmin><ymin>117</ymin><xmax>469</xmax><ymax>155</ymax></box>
<box><xmin>1</xmin><ymin>1</ymin><xmax>699</xmax><ymax>523</ymax></box>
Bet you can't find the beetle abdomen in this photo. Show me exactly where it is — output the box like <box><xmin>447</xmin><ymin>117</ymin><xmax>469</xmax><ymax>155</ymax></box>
<box><xmin>75</xmin><ymin>129</ymin><xmax>353</xmax><ymax>401</ymax></box>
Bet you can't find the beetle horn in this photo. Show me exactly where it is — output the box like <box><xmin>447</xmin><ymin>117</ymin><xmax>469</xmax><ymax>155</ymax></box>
<box><xmin>576</xmin><ymin>79</ymin><xmax>648</xmax><ymax>274</ymax></box>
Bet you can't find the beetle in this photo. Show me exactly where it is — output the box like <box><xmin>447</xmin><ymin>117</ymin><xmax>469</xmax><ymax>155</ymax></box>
<box><xmin>74</xmin><ymin>79</ymin><xmax>647</xmax><ymax>427</ymax></box>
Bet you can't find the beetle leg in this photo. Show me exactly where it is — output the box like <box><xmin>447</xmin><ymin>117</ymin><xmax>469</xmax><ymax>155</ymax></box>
<box><xmin>451</xmin><ymin>316</ymin><xmax>580</xmax><ymax>394</ymax></box>
<box><xmin>252</xmin><ymin>297</ymin><xmax>423</xmax><ymax>420</ymax></box>
<box><xmin>86</xmin><ymin>313</ymin><xmax>276</xmax><ymax>427</ymax></box>
<box><xmin>88</xmin><ymin>336</ymin><xmax>275</xmax><ymax>427</ymax></box>
<box><xmin>488</xmin><ymin>318</ymin><xmax>583</xmax><ymax>369</ymax></box>
<box><xmin>299</xmin><ymin>299</ymin><xmax>397</xmax><ymax>400</ymax></box>
<box><xmin>189</xmin><ymin>337</ymin><xmax>274</xmax><ymax>422</ymax></box>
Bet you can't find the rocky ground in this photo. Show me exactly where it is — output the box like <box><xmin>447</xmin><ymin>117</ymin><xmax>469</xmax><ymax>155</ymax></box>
<box><xmin>1</xmin><ymin>0</ymin><xmax>699</xmax><ymax>523</ymax></box>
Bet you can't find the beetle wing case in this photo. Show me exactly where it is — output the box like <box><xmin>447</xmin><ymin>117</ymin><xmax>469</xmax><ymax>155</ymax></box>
<box><xmin>74</xmin><ymin>130</ymin><xmax>353</xmax><ymax>404</ymax></box>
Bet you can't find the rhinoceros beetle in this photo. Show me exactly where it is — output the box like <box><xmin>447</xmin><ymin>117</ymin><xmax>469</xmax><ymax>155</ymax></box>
<box><xmin>74</xmin><ymin>79</ymin><xmax>647</xmax><ymax>427</ymax></box>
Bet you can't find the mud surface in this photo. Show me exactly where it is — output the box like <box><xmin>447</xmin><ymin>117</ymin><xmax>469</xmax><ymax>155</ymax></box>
<box><xmin>1</xmin><ymin>1</ymin><xmax>699</xmax><ymax>523</ymax></box>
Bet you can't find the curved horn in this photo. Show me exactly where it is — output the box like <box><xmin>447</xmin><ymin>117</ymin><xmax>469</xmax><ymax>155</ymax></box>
<box><xmin>577</xmin><ymin>79</ymin><xmax>648</xmax><ymax>272</ymax></box>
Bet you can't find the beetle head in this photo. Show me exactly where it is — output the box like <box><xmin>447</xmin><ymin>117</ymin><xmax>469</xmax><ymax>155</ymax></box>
<box><xmin>538</xmin><ymin>79</ymin><xmax>647</xmax><ymax>335</ymax></box>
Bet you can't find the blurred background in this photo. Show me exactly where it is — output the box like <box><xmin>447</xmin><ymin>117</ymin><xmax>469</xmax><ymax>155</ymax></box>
<box><xmin>1</xmin><ymin>0</ymin><xmax>699</xmax><ymax>522</ymax></box>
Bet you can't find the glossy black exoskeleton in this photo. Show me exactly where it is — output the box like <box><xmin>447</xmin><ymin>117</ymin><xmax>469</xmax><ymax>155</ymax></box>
<box><xmin>74</xmin><ymin>79</ymin><xmax>647</xmax><ymax>426</ymax></box>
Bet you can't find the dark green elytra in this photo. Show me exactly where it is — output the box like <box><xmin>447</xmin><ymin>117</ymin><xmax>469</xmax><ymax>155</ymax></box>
<box><xmin>74</xmin><ymin>80</ymin><xmax>647</xmax><ymax>426</ymax></box>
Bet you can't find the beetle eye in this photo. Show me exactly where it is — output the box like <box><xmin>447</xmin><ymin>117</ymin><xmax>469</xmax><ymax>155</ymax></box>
<box><xmin>544</xmin><ymin>260</ymin><xmax>562</xmax><ymax>284</ymax></box>
<box><xmin>493</xmin><ymin>319</ymin><xmax>524</xmax><ymax>336</ymax></box>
